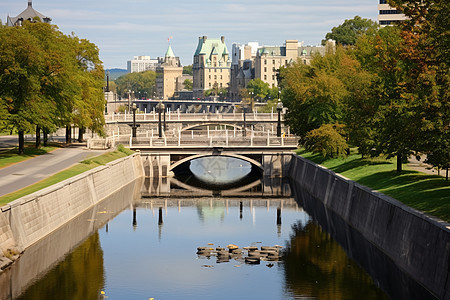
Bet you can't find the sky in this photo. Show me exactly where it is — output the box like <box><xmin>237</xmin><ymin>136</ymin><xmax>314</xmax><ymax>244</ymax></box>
<box><xmin>1</xmin><ymin>0</ymin><xmax>378</xmax><ymax>69</ymax></box>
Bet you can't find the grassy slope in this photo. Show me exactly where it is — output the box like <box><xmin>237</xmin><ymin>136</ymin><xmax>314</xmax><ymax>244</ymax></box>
<box><xmin>297</xmin><ymin>150</ymin><xmax>450</xmax><ymax>222</ymax></box>
<box><xmin>0</xmin><ymin>146</ymin><xmax>134</xmax><ymax>205</ymax></box>
<box><xmin>0</xmin><ymin>144</ymin><xmax>60</xmax><ymax>168</ymax></box>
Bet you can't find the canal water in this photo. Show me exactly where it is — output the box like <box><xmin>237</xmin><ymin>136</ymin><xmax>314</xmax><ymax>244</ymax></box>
<box><xmin>2</xmin><ymin>157</ymin><xmax>433</xmax><ymax>299</ymax></box>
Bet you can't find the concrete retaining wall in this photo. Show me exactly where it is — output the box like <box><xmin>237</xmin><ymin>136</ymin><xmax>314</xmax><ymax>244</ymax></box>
<box><xmin>289</xmin><ymin>154</ymin><xmax>450</xmax><ymax>299</ymax></box>
<box><xmin>0</xmin><ymin>153</ymin><xmax>144</xmax><ymax>268</ymax></box>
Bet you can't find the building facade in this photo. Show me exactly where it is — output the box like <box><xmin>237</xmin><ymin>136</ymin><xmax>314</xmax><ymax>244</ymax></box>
<box><xmin>156</xmin><ymin>45</ymin><xmax>183</xmax><ymax>100</ymax></box>
<box><xmin>7</xmin><ymin>1</ymin><xmax>51</xmax><ymax>27</ymax></box>
<box><xmin>378</xmin><ymin>0</ymin><xmax>407</xmax><ymax>26</ymax></box>
<box><xmin>193</xmin><ymin>36</ymin><xmax>231</xmax><ymax>99</ymax></box>
<box><xmin>230</xmin><ymin>40</ymin><xmax>335</xmax><ymax>99</ymax></box>
<box><xmin>127</xmin><ymin>56</ymin><xmax>160</xmax><ymax>73</ymax></box>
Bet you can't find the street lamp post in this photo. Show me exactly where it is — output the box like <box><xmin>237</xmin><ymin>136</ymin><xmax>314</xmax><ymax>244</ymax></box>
<box><xmin>131</xmin><ymin>103</ymin><xmax>137</xmax><ymax>138</ymax></box>
<box><xmin>157</xmin><ymin>101</ymin><xmax>165</xmax><ymax>138</ymax></box>
<box><xmin>277</xmin><ymin>100</ymin><xmax>283</xmax><ymax>137</ymax></box>
<box><xmin>242</xmin><ymin>101</ymin><xmax>247</xmax><ymax>137</ymax></box>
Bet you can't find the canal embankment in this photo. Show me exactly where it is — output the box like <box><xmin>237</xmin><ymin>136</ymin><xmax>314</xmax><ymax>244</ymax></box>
<box><xmin>289</xmin><ymin>154</ymin><xmax>450</xmax><ymax>299</ymax></box>
<box><xmin>0</xmin><ymin>153</ymin><xmax>144</xmax><ymax>270</ymax></box>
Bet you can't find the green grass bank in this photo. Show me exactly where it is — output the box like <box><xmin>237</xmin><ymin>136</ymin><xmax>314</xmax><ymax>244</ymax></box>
<box><xmin>296</xmin><ymin>149</ymin><xmax>450</xmax><ymax>222</ymax></box>
<box><xmin>0</xmin><ymin>145</ymin><xmax>134</xmax><ymax>206</ymax></box>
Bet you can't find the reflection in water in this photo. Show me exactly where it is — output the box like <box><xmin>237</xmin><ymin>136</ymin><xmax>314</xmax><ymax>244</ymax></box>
<box><xmin>292</xmin><ymin>184</ymin><xmax>438</xmax><ymax>299</ymax></box>
<box><xmin>16</xmin><ymin>233</ymin><xmax>105</xmax><ymax>300</ymax></box>
<box><xmin>282</xmin><ymin>221</ymin><xmax>387</xmax><ymax>299</ymax></box>
<box><xmin>0</xmin><ymin>178</ymin><xmax>412</xmax><ymax>299</ymax></box>
<box><xmin>189</xmin><ymin>156</ymin><xmax>252</xmax><ymax>185</ymax></box>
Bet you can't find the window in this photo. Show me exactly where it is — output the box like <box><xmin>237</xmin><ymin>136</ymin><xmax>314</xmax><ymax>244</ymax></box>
<box><xmin>214</xmin><ymin>75</ymin><xmax>217</xmax><ymax>79</ymax></box>
<box><xmin>379</xmin><ymin>0</ymin><xmax>387</xmax><ymax>3</ymax></box>
<box><xmin>209</xmin><ymin>83</ymin><xmax>212</xmax><ymax>87</ymax></box>
<box><xmin>220</xmin><ymin>75</ymin><xmax>222</xmax><ymax>79</ymax></box>
<box><xmin>264</xmin><ymin>67</ymin><xmax>267</xmax><ymax>72</ymax></box>
<box><xmin>264</xmin><ymin>75</ymin><xmax>267</xmax><ymax>80</ymax></box>
<box><xmin>272</xmin><ymin>60</ymin><xmax>275</xmax><ymax>64</ymax></box>
<box><xmin>380</xmin><ymin>20</ymin><xmax>394</xmax><ymax>25</ymax></box>
<box><xmin>379</xmin><ymin>10</ymin><xmax>401</xmax><ymax>14</ymax></box>
<box><xmin>209</xmin><ymin>75</ymin><xmax>211</xmax><ymax>79</ymax></box>
<box><xmin>264</xmin><ymin>60</ymin><xmax>267</xmax><ymax>65</ymax></box>
<box><xmin>303</xmin><ymin>60</ymin><xmax>307</xmax><ymax>65</ymax></box>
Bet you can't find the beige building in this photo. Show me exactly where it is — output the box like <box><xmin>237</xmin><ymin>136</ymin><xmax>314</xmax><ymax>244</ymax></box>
<box><xmin>230</xmin><ymin>40</ymin><xmax>335</xmax><ymax>99</ymax></box>
<box><xmin>193</xmin><ymin>36</ymin><xmax>231</xmax><ymax>99</ymax></box>
<box><xmin>156</xmin><ymin>45</ymin><xmax>183</xmax><ymax>99</ymax></box>
<box><xmin>378</xmin><ymin>0</ymin><xmax>407</xmax><ymax>26</ymax></box>
<box><xmin>7</xmin><ymin>1</ymin><xmax>51</xmax><ymax>26</ymax></box>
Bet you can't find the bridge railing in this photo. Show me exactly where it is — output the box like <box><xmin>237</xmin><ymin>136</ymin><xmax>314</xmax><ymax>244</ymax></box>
<box><xmin>124</xmin><ymin>135</ymin><xmax>298</xmax><ymax>148</ymax></box>
<box><xmin>104</xmin><ymin>111</ymin><xmax>284</xmax><ymax>123</ymax></box>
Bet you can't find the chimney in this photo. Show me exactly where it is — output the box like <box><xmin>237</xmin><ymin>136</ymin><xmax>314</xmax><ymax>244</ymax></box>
<box><xmin>203</xmin><ymin>36</ymin><xmax>207</xmax><ymax>43</ymax></box>
<box><xmin>221</xmin><ymin>36</ymin><xmax>225</xmax><ymax>43</ymax></box>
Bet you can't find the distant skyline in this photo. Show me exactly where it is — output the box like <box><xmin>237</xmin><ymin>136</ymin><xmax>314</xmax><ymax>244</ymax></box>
<box><xmin>1</xmin><ymin>0</ymin><xmax>377</xmax><ymax>69</ymax></box>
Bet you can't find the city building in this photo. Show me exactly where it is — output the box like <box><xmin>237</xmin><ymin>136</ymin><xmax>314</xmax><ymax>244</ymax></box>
<box><xmin>378</xmin><ymin>0</ymin><xmax>407</xmax><ymax>26</ymax></box>
<box><xmin>7</xmin><ymin>1</ymin><xmax>51</xmax><ymax>27</ymax></box>
<box><xmin>156</xmin><ymin>45</ymin><xmax>184</xmax><ymax>100</ymax></box>
<box><xmin>230</xmin><ymin>40</ymin><xmax>335</xmax><ymax>99</ymax></box>
<box><xmin>193</xmin><ymin>36</ymin><xmax>231</xmax><ymax>99</ymax></box>
<box><xmin>127</xmin><ymin>56</ymin><xmax>160</xmax><ymax>73</ymax></box>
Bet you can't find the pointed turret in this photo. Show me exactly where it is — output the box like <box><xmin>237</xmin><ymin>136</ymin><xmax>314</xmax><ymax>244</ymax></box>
<box><xmin>165</xmin><ymin>45</ymin><xmax>175</xmax><ymax>58</ymax></box>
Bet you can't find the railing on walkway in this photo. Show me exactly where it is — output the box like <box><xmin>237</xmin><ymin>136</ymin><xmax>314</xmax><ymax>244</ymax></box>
<box><xmin>106</xmin><ymin>128</ymin><xmax>298</xmax><ymax>149</ymax></box>
<box><xmin>104</xmin><ymin>111</ymin><xmax>284</xmax><ymax>123</ymax></box>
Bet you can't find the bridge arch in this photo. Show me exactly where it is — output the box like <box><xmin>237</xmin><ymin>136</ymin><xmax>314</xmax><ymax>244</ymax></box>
<box><xmin>181</xmin><ymin>123</ymin><xmax>243</xmax><ymax>132</ymax></box>
<box><xmin>170</xmin><ymin>153</ymin><xmax>263</xmax><ymax>172</ymax></box>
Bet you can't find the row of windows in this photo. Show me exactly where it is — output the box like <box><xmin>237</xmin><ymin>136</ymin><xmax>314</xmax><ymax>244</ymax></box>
<box><xmin>379</xmin><ymin>9</ymin><xmax>402</xmax><ymax>14</ymax></box>
<box><xmin>263</xmin><ymin>75</ymin><xmax>277</xmax><ymax>81</ymax></box>
<box><xmin>209</xmin><ymin>75</ymin><xmax>223</xmax><ymax>80</ymax></box>
<box><xmin>379</xmin><ymin>0</ymin><xmax>387</xmax><ymax>4</ymax></box>
<box><xmin>264</xmin><ymin>59</ymin><xmax>288</xmax><ymax>65</ymax></box>
<box><xmin>379</xmin><ymin>20</ymin><xmax>400</xmax><ymax>25</ymax></box>
<box><xmin>209</xmin><ymin>82</ymin><xmax>223</xmax><ymax>88</ymax></box>
<box><xmin>263</xmin><ymin>67</ymin><xmax>278</xmax><ymax>73</ymax></box>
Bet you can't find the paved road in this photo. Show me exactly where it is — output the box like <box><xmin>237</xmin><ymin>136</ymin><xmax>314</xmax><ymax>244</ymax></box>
<box><xmin>0</xmin><ymin>145</ymin><xmax>105</xmax><ymax>197</ymax></box>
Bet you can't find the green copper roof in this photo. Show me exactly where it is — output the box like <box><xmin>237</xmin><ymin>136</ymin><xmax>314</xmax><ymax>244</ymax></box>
<box><xmin>165</xmin><ymin>45</ymin><xmax>175</xmax><ymax>58</ymax></box>
<box><xmin>194</xmin><ymin>37</ymin><xmax>230</xmax><ymax>62</ymax></box>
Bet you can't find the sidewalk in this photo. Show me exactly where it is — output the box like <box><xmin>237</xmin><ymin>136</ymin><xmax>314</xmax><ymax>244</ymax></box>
<box><xmin>0</xmin><ymin>143</ymin><xmax>106</xmax><ymax>197</ymax></box>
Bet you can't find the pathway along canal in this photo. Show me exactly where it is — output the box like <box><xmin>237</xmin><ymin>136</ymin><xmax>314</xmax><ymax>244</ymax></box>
<box><xmin>0</xmin><ymin>157</ymin><xmax>436</xmax><ymax>299</ymax></box>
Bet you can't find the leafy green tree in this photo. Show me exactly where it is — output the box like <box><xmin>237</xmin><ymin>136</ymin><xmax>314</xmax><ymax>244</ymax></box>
<box><xmin>386</xmin><ymin>0</ymin><xmax>449</xmax><ymax>177</ymax></box>
<box><xmin>0</xmin><ymin>24</ymin><xmax>46</xmax><ymax>153</ymax></box>
<box><xmin>323</xmin><ymin>16</ymin><xmax>378</xmax><ymax>46</ymax></box>
<box><xmin>116</xmin><ymin>71</ymin><xmax>157</xmax><ymax>99</ymax></box>
<box><xmin>280</xmin><ymin>48</ymin><xmax>348</xmax><ymax>139</ymax></box>
<box><xmin>183</xmin><ymin>79</ymin><xmax>193</xmax><ymax>91</ymax></box>
<box><xmin>0</xmin><ymin>22</ymin><xmax>106</xmax><ymax>152</ymax></box>
<box><xmin>183</xmin><ymin>65</ymin><xmax>193</xmax><ymax>75</ymax></box>
<box><xmin>304</xmin><ymin>123</ymin><xmax>349</xmax><ymax>158</ymax></box>
<box><xmin>246</xmin><ymin>78</ymin><xmax>270</xmax><ymax>100</ymax></box>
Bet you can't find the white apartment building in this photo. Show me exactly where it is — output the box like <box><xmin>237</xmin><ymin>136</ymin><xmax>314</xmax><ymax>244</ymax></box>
<box><xmin>378</xmin><ymin>0</ymin><xmax>407</xmax><ymax>26</ymax></box>
<box><xmin>127</xmin><ymin>56</ymin><xmax>160</xmax><ymax>73</ymax></box>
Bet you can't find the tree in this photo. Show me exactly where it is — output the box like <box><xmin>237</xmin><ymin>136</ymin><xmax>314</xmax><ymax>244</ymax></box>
<box><xmin>386</xmin><ymin>0</ymin><xmax>449</xmax><ymax>177</ymax></box>
<box><xmin>280</xmin><ymin>48</ymin><xmax>348</xmax><ymax>140</ymax></box>
<box><xmin>323</xmin><ymin>16</ymin><xmax>378</xmax><ymax>46</ymax></box>
<box><xmin>183</xmin><ymin>65</ymin><xmax>193</xmax><ymax>75</ymax></box>
<box><xmin>0</xmin><ymin>24</ymin><xmax>47</xmax><ymax>153</ymax></box>
<box><xmin>0</xmin><ymin>21</ymin><xmax>106</xmax><ymax>152</ymax></box>
<box><xmin>183</xmin><ymin>79</ymin><xmax>193</xmax><ymax>91</ymax></box>
<box><xmin>246</xmin><ymin>79</ymin><xmax>270</xmax><ymax>100</ymax></box>
<box><xmin>304</xmin><ymin>123</ymin><xmax>348</xmax><ymax>158</ymax></box>
<box><xmin>115</xmin><ymin>71</ymin><xmax>157</xmax><ymax>99</ymax></box>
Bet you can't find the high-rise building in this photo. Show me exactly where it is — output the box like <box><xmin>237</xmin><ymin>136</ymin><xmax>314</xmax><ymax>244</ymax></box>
<box><xmin>378</xmin><ymin>0</ymin><xmax>407</xmax><ymax>26</ymax></box>
<box><xmin>7</xmin><ymin>1</ymin><xmax>51</xmax><ymax>27</ymax></box>
<box><xmin>127</xmin><ymin>56</ymin><xmax>160</xmax><ymax>73</ymax></box>
<box><xmin>193</xmin><ymin>36</ymin><xmax>231</xmax><ymax>99</ymax></box>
